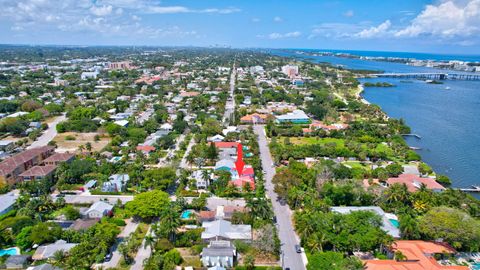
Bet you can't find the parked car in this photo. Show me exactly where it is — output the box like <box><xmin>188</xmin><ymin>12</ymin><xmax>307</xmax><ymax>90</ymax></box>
<box><xmin>295</xmin><ymin>244</ymin><xmax>302</xmax><ymax>253</ymax></box>
<box><xmin>104</xmin><ymin>253</ymin><xmax>112</xmax><ymax>262</ymax></box>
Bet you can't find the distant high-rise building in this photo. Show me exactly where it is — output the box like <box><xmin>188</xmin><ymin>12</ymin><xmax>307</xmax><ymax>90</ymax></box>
<box><xmin>108</xmin><ymin>61</ymin><xmax>134</xmax><ymax>70</ymax></box>
<box><xmin>281</xmin><ymin>64</ymin><xmax>299</xmax><ymax>78</ymax></box>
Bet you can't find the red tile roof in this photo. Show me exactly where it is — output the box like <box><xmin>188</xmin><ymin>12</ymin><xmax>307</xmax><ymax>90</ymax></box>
<box><xmin>136</xmin><ymin>145</ymin><xmax>156</xmax><ymax>152</ymax></box>
<box><xmin>0</xmin><ymin>146</ymin><xmax>54</xmax><ymax>176</ymax></box>
<box><xmin>387</xmin><ymin>174</ymin><xmax>445</xmax><ymax>192</ymax></box>
<box><xmin>231</xmin><ymin>176</ymin><xmax>255</xmax><ymax>190</ymax></box>
<box><xmin>43</xmin><ymin>152</ymin><xmax>75</xmax><ymax>164</ymax></box>
<box><xmin>19</xmin><ymin>165</ymin><xmax>57</xmax><ymax>177</ymax></box>
<box><xmin>365</xmin><ymin>240</ymin><xmax>468</xmax><ymax>270</ymax></box>
<box><xmin>199</xmin><ymin>210</ymin><xmax>215</xmax><ymax>220</ymax></box>
<box><xmin>213</xmin><ymin>142</ymin><xmax>239</xmax><ymax>149</ymax></box>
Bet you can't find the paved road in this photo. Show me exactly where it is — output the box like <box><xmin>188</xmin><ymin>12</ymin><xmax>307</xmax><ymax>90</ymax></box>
<box><xmin>59</xmin><ymin>194</ymin><xmax>134</xmax><ymax>205</ymax></box>
<box><xmin>179</xmin><ymin>136</ymin><xmax>195</xmax><ymax>169</ymax></box>
<box><xmin>155</xmin><ymin>133</ymin><xmax>186</xmax><ymax>167</ymax></box>
<box><xmin>137</xmin><ymin>108</ymin><xmax>154</xmax><ymax>125</ymax></box>
<box><xmin>28</xmin><ymin>114</ymin><xmax>66</xmax><ymax>149</ymax></box>
<box><xmin>130</xmin><ymin>226</ymin><xmax>152</xmax><ymax>270</ymax></box>
<box><xmin>254</xmin><ymin>125</ymin><xmax>307</xmax><ymax>270</ymax></box>
<box><xmin>99</xmin><ymin>219</ymin><xmax>139</xmax><ymax>269</ymax></box>
<box><xmin>222</xmin><ymin>64</ymin><xmax>236</xmax><ymax>125</ymax></box>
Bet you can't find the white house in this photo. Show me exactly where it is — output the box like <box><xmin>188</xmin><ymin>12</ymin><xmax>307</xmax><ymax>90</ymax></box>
<box><xmin>81</xmin><ymin>71</ymin><xmax>99</xmax><ymax>80</ymax></box>
<box><xmin>201</xmin><ymin>241</ymin><xmax>236</xmax><ymax>268</ymax></box>
<box><xmin>85</xmin><ymin>201</ymin><xmax>113</xmax><ymax>219</ymax></box>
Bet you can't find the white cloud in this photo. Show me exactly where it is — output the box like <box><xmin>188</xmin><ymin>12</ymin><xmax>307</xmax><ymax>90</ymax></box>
<box><xmin>273</xmin><ymin>16</ymin><xmax>283</xmax><ymax>22</ymax></box>
<box><xmin>355</xmin><ymin>20</ymin><xmax>391</xmax><ymax>38</ymax></box>
<box><xmin>309</xmin><ymin>22</ymin><xmax>366</xmax><ymax>39</ymax></box>
<box><xmin>395</xmin><ymin>0</ymin><xmax>480</xmax><ymax>38</ymax></box>
<box><xmin>146</xmin><ymin>6</ymin><xmax>241</xmax><ymax>14</ymax></box>
<box><xmin>90</xmin><ymin>5</ymin><xmax>113</xmax><ymax>16</ymax></box>
<box><xmin>0</xmin><ymin>0</ymin><xmax>202</xmax><ymax>39</ymax></box>
<box><xmin>260</xmin><ymin>31</ymin><xmax>301</xmax><ymax>39</ymax></box>
<box><xmin>344</xmin><ymin>10</ymin><xmax>354</xmax><ymax>17</ymax></box>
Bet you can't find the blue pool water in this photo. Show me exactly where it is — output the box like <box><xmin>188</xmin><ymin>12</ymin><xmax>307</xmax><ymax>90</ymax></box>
<box><xmin>0</xmin><ymin>248</ymin><xmax>19</xmax><ymax>256</ymax></box>
<box><xmin>471</xmin><ymin>263</ymin><xmax>480</xmax><ymax>270</ymax></box>
<box><xmin>389</xmin><ymin>219</ymin><xmax>400</xmax><ymax>228</ymax></box>
<box><xmin>181</xmin><ymin>210</ymin><xmax>193</xmax><ymax>219</ymax></box>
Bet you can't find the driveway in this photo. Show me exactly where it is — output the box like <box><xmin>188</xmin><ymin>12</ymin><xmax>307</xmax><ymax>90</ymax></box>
<box><xmin>28</xmin><ymin>114</ymin><xmax>66</xmax><ymax>149</ymax></box>
<box><xmin>130</xmin><ymin>226</ymin><xmax>152</xmax><ymax>270</ymax></box>
<box><xmin>99</xmin><ymin>219</ymin><xmax>139</xmax><ymax>269</ymax></box>
<box><xmin>254</xmin><ymin>125</ymin><xmax>307</xmax><ymax>270</ymax></box>
<box><xmin>59</xmin><ymin>194</ymin><xmax>134</xmax><ymax>205</ymax></box>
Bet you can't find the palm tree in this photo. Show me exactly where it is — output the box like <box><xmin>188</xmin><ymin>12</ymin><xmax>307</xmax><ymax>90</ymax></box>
<box><xmin>144</xmin><ymin>234</ymin><xmax>156</xmax><ymax>252</ymax></box>
<box><xmin>201</xmin><ymin>170</ymin><xmax>210</xmax><ymax>186</ymax></box>
<box><xmin>77</xmin><ymin>144</ymin><xmax>85</xmax><ymax>153</ymax></box>
<box><xmin>306</xmin><ymin>232</ymin><xmax>325</xmax><ymax>253</ymax></box>
<box><xmin>158</xmin><ymin>206</ymin><xmax>181</xmax><ymax>242</ymax></box>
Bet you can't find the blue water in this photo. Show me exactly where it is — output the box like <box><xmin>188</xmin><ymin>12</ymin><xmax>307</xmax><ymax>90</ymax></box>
<box><xmin>273</xmin><ymin>49</ymin><xmax>480</xmax><ymax>192</ymax></box>
<box><xmin>472</xmin><ymin>263</ymin><xmax>480</xmax><ymax>270</ymax></box>
<box><xmin>292</xmin><ymin>48</ymin><xmax>480</xmax><ymax>62</ymax></box>
<box><xmin>389</xmin><ymin>219</ymin><xmax>400</xmax><ymax>229</ymax></box>
<box><xmin>0</xmin><ymin>248</ymin><xmax>19</xmax><ymax>256</ymax></box>
<box><xmin>181</xmin><ymin>210</ymin><xmax>193</xmax><ymax>219</ymax></box>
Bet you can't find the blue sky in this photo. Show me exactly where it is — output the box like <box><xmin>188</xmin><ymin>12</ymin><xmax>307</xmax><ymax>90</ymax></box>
<box><xmin>1</xmin><ymin>0</ymin><xmax>479</xmax><ymax>54</ymax></box>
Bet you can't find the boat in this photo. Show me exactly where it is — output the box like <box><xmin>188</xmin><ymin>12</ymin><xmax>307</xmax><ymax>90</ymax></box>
<box><xmin>445</xmin><ymin>86</ymin><xmax>451</xmax><ymax>90</ymax></box>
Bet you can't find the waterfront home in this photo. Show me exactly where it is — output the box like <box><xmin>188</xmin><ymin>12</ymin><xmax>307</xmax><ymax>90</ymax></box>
<box><xmin>275</xmin><ymin>109</ymin><xmax>310</xmax><ymax>124</ymax></box>
<box><xmin>201</xmin><ymin>219</ymin><xmax>251</xmax><ymax>242</ymax></box>
<box><xmin>33</xmin><ymin>240</ymin><xmax>77</xmax><ymax>260</ymax></box>
<box><xmin>201</xmin><ymin>240</ymin><xmax>236</xmax><ymax>268</ymax></box>
<box><xmin>331</xmin><ymin>206</ymin><xmax>400</xmax><ymax>238</ymax></box>
<box><xmin>387</xmin><ymin>174</ymin><xmax>445</xmax><ymax>192</ymax></box>
<box><xmin>84</xmin><ymin>201</ymin><xmax>113</xmax><ymax>219</ymax></box>
<box><xmin>364</xmin><ymin>240</ymin><xmax>468</xmax><ymax>270</ymax></box>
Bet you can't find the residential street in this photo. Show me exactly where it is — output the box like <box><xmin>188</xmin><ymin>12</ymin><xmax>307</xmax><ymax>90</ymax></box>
<box><xmin>130</xmin><ymin>226</ymin><xmax>152</xmax><ymax>270</ymax></box>
<box><xmin>254</xmin><ymin>125</ymin><xmax>307</xmax><ymax>270</ymax></box>
<box><xmin>98</xmin><ymin>219</ymin><xmax>139</xmax><ymax>269</ymax></box>
<box><xmin>27</xmin><ymin>113</ymin><xmax>66</xmax><ymax>149</ymax></box>
<box><xmin>222</xmin><ymin>64</ymin><xmax>236</xmax><ymax>124</ymax></box>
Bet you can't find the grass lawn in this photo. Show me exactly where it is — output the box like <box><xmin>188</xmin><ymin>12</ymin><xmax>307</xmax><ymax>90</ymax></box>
<box><xmin>279</xmin><ymin>137</ymin><xmax>345</xmax><ymax>146</ymax></box>
<box><xmin>343</xmin><ymin>161</ymin><xmax>368</xmax><ymax>169</ymax></box>
<box><xmin>53</xmin><ymin>132</ymin><xmax>110</xmax><ymax>153</ymax></box>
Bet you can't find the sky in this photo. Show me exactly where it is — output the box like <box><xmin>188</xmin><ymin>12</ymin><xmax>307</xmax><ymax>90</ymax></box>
<box><xmin>0</xmin><ymin>0</ymin><xmax>480</xmax><ymax>54</ymax></box>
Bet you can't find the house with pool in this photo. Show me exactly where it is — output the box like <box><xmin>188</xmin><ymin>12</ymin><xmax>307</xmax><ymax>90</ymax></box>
<box><xmin>331</xmin><ymin>206</ymin><xmax>400</xmax><ymax>238</ymax></box>
<box><xmin>275</xmin><ymin>109</ymin><xmax>310</xmax><ymax>124</ymax></box>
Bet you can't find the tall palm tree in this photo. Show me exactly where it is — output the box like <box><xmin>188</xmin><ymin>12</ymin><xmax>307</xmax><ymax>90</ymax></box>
<box><xmin>144</xmin><ymin>234</ymin><xmax>156</xmax><ymax>252</ymax></box>
<box><xmin>158</xmin><ymin>206</ymin><xmax>181</xmax><ymax>242</ymax></box>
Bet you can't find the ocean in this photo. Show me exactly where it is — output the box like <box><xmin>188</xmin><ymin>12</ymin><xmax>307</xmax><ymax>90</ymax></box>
<box><xmin>273</xmin><ymin>49</ymin><xmax>480</xmax><ymax>191</ymax></box>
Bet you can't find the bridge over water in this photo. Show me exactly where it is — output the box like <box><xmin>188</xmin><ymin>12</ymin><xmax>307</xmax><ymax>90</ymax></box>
<box><xmin>368</xmin><ymin>73</ymin><xmax>480</xmax><ymax>81</ymax></box>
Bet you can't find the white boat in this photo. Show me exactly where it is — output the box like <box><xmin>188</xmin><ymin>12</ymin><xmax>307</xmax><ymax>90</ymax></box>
<box><xmin>445</xmin><ymin>86</ymin><xmax>451</xmax><ymax>90</ymax></box>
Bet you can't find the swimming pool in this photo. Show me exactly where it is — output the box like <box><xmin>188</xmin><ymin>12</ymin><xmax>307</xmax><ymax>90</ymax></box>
<box><xmin>389</xmin><ymin>219</ymin><xmax>400</xmax><ymax>228</ymax></box>
<box><xmin>181</xmin><ymin>210</ymin><xmax>194</xmax><ymax>219</ymax></box>
<box><xmin>0</xmin><ymin>247</ymin><xmax>19</xmax><ymax>256</ymax></box>
<box><xmin>471</xmin><ymin>263</ymin><xmax>480</xmax><ymax>270</ymax></box>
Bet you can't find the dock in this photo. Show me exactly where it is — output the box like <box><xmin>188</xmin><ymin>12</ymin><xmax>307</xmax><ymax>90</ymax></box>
<box><xmin>366</xmin><ymin>73</ymin><xmax>480</xmax><ymax>81</ymax></box>
<box><xmin>402</xmin><ymin>134</ymin><xmax>422</xmax><ymax>139</ymax></box>
<box><xmin>457</xmin><ymin>185</ymin><xmax>480</xmax><ymax>192</ymax></box>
